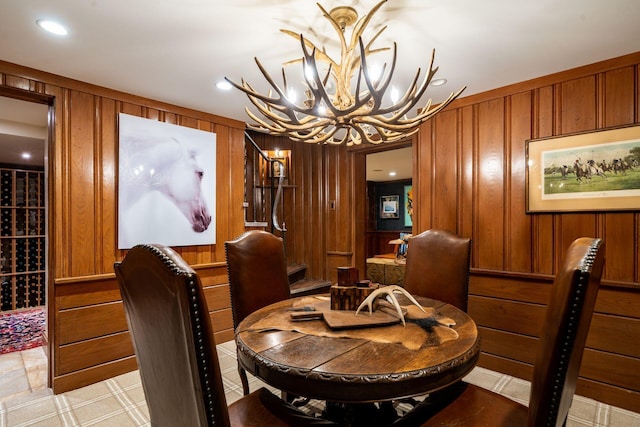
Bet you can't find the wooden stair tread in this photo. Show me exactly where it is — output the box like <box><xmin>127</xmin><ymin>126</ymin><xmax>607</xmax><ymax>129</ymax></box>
<box><xmin>290</xmin><ymin>278</ymin><xmax>332</xmax><ymax>296</ymax></box>
<box><xmin>287</xmin><ymin>264</ymin><xmax>307</xmax><ymax>284</ymax></box>
<box><xmin>287</xmin><ymin>263</ymin><xmax>330</xmax><ymax>296</ymax></box>
<box><xmin>287</xmin><ymin>264</ymin><xmax>306</xmax><ymax>275</ymax></box>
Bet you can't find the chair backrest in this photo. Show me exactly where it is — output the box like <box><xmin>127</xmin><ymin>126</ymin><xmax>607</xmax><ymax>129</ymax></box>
<box><xmin>528</xmin><ymin>237</ymin><xmax>604</xmax><ymax>427</ymax></box>
<box><xmin>403</xmin><ymin>229</ymin><xmax>472</xmax><ymax>311</ymax></box>
<box><xmin>225</xmin><ymin>230</ymin><xmax>291</xmax><ymax>328</ymax></box>
<box><xmin>115</xmin><ymin>244</ymin><xmax>230</xmax><ymax>427</ymax></box>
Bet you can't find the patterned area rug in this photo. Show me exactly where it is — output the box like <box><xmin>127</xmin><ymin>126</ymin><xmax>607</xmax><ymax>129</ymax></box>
<box><xmin>0</xmin><ymin>307</ymin><xmax>45</xmax><ymax>354</ymax></box>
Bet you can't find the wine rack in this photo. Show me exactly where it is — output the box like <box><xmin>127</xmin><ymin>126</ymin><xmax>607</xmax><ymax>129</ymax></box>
<box><xmin>0</xmin><ymin>168</ymin><xmax>45</xmax><ymax>312</ymax></box>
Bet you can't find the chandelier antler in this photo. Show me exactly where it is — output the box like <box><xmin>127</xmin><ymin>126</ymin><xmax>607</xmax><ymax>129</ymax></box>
<box><xmin>225</xmin><ymin>0</ymin><xmax>465</xmax><ymax>146</ymax></box>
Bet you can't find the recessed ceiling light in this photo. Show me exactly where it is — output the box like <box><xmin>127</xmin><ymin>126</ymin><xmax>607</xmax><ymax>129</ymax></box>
<box><xmin>21</xmin><ymin>152</ymin><xmax>32</xmax><ymax>160</ymax></box>
<box><xmin>36</xmin><ymin>19</ymin><xmax>68</xmax><ymax>36</ymax></box>
<box><xmin>216</xmin><ymin>80</ymin><xmax>232</xmax><ymax>90</ymax></box>
<box><xmin>389</xmin><ymin>171</ymin><xmax>397</xmax><ymax>177</ymax></box>
<box><xmin>431</xmin><ymin>78</ymin><xmax>447</xmax><ymax>86</ymax></box>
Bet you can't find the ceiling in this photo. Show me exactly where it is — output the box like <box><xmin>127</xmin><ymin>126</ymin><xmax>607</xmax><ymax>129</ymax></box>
<box><xmin>0</xmin><ymin>97</ymin><xmax>47</xmax><ymax>167</ymax></box>
<box><xmin>367</xmin><ymin>147</ymin><xmax>412</xmax><ymax>181</ymax></box>
<box><xmin>1</xmin><ymin>0</ymin><xmax>639</xmax><ymax>175</ymax></box>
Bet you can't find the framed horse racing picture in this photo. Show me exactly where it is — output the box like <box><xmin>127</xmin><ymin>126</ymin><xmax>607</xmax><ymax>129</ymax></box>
<box><xmin>526</xmin><ymin>124</ymin><xmax>640</xmax><ymax>213</ymax></box>
<box><xmin>117</xmin><ymin>113</ymin><xmax>216</xmax><ymax>248</ymax></box>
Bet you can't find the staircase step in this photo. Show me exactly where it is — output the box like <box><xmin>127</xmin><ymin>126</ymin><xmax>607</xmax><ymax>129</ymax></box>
<box><xmin>287</xmin><ymin>264</ymin><xmax>307</xmax><ymax>284</ymax></box>
<box><xmin>290</xmin><ymin>279</ymin><xmax>332</xmax><ymax>297</ymax></box>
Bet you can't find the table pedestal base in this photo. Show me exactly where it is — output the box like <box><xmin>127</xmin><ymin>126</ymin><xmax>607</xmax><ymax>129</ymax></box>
<box><xmin>323</xmin><ymin>401</ymin><xmax>399</xmax><ymax>427</ymax></box>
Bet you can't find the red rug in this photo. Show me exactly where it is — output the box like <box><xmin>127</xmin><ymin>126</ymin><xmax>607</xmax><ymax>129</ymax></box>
<box><xmin>0</xmin><ymin>307</ymin><xmax>45</xmax><ymax>355</ymax></box>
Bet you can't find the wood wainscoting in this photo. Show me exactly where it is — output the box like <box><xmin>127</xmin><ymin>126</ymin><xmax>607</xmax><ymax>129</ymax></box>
<box><xmin>53</xmin><ymin>263</ymin><xmax>233</xmax><ymax>394</ymax></box>
<box><xmin>365</xmin><ymin>230</ymin><xmax>404</xmax><ymax>259</ymax></box>
<box><xmin>470</xmin><ymin>271</ymin><xmax>640</xmax><ymax>412</ymax></box>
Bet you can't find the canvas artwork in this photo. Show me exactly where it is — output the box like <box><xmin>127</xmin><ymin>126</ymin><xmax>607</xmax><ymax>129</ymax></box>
<box><xmin>118</xmin><ymin>113</ymin><xmax>216</xmax><ymax>249</ymax></box>
<box><xmin>404</xmin><ymin>185</ymin><xmax>413</xmax><ymax>227</ymax></box>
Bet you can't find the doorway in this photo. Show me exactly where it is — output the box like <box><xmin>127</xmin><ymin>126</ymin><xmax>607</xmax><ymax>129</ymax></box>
<box><xmin>365</xmin><ymin>146</ymin><xmax>413</xmax><ymax>257</ymax></box>
<box><xmin>352</xmin><ymin>142</ymin><xmax>413</xmax><ymax>276</ymax></box>
<box><xmin>0</xmin><ymin>93</ymin><xmax>50</xmax><ymax>400</ymax></box>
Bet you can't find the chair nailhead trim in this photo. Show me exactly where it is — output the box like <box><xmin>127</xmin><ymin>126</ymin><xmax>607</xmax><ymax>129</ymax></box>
<box><xmin>545</xmin><ymin>239</ymin><xmax>601</xmax><ymax>427</ymax></box>
<box><xmin>135</xmin><ymin>244</ymin><xmax>218</xmax><ymax>425</ymax></box>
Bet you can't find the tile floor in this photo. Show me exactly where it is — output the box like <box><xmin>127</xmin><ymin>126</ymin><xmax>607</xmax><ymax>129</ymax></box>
<box><xmin>1</xmin><ymin>341</ymin><xmax>639</xmax><ymax>426</ymax></box>
<box><xmin>0</xmin><ymin>346</ymin><xmax>48</xmax><ymax>403</ymax></box>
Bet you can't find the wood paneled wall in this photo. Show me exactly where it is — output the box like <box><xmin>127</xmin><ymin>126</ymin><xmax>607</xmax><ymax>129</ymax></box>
<box><xmin>365</xmin><ymin>231</ymin><xmax>403</xmax><ymax>258</ymax></box>
<box><xmin>1</xmin><ymin>61</ymin><xmax>246</xmax><ymax>393</ymax></box>
<box><xmin>247</xmin><ymin>133</ymin><xmax>354</xmax><ymax>284</ymax></box>
<box><xmin>412</xmin><ymin>52</ymin><xmax>640</xmax><ymax>412</ymax></box>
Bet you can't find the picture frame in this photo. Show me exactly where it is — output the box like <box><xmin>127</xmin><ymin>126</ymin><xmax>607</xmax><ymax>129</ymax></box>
<box><xmin>526</xmin><ymin>124</ymin><xmax>640</xmax><ymax>213</ymax></box>
<box><xmin>270</xmin><ymin>157</ymin><xmax>289</xmax><ymax>178</ymax></box>
<box><xmin>380</xmin><ymin>195</ymin><xmax>399</xmax><ymax>219</ymax></box>
<box><xmin>404</xmin><ymin>185</ymin><xmax>413</xmax><ymax>226</ymax></box>
<box><xmin>266</xmin><ymin>149</ymin><xmax>290</xmax><ymax>179</ymax></box>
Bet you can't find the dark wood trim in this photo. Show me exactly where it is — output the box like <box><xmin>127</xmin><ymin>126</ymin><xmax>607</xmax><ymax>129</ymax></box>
<box><xmin>448</xmin><ymin>51</ymin><xmax>640</xmax><ymax>110</ymax></box>
<box><xmin>0</xmin><ymin>85</ymin><xmax>53</xmax><ymax>105</ymax></box>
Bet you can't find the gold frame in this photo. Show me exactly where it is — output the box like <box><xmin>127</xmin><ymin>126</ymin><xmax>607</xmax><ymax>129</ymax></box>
<box><xmin>526</xmin><ymin>124</ymin><xmax>640</xmax><ymax>213</ymax></box>
<box><xmin>264</xmin><ymin>150</ymin><xmax>290</xmax><ymax>179</ymax></box>
<box><xmin>269</xmin><ymin>157</ymin><xmax>288</xmax><ymax>178</ymax></box>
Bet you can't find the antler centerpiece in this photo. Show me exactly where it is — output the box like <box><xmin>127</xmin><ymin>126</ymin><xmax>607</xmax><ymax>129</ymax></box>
<box><xmin>355</xmin><ymin>285</ymin><xmax>425</xmax><ymax>326</ymax></box>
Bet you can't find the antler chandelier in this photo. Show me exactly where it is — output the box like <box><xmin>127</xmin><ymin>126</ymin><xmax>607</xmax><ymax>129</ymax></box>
<box><xmin>225</xmin><ymin>0</ymin><xmax>465</xmax><ymax>146</ymax></box>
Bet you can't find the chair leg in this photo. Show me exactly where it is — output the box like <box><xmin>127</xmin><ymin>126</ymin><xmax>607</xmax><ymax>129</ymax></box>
<box><xmin>238</xmin><ymin>364</ymin><xmax>250</xmax><ymax>395</ymax></box>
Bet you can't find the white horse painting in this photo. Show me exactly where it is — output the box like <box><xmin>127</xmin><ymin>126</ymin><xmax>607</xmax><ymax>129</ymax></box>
<box><xmin>118</xmin><ymin>114</ymin><xmax>216</xmax><ymax>249</ymax></box>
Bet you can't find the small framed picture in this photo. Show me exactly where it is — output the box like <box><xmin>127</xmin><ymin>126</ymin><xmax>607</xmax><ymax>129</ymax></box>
<box><xmin>269</xmin><ymin>157</ymin><xmax>289</xmax><ymax>178</ymax></box>
<box><xmin>380</xmin><ymin>195</ymin><xmax>399</xmax><ymax>219</ymax></box>
<box><xmin>265</xmin><ymin>149</ymin><xmax>290</xmax><ymax>179</ymax></box>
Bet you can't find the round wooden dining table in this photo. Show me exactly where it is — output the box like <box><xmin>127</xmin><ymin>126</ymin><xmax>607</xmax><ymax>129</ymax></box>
<box><xmin>235</xmin><ymin>293</ymin><xmax>480</xmax><ymax>403</ymax></box>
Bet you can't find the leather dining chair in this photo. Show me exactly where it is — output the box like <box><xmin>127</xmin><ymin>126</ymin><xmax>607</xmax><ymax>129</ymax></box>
<box><xmin>393</xmin><ymin>237</ymin><xmax>605</xmax><ymax>427</ymax></box>
<box><xmin>225</xmin><ymin>230</ymin><xmax>291</xmax><ymax>395</ymax></box>
<box><xmin>388</xmin><ymin>230</ymin><xmax>471</xmax><ymax>414</ymax></box>
<box><xmin>403</xmin><ymin>229</ymin><xmax>472</xmax><ymax>312</ymax></box>
<box><xmin>115</xmin><ymin>244</ymin><xmax>336</xmax><ymax>427</ymax></box>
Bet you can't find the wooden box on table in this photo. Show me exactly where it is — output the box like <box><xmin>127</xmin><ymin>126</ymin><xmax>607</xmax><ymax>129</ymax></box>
<box><xmin>331</xmin><ymin>266</ymin><xmax>379</xmax><ymax>311</ymax></box>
